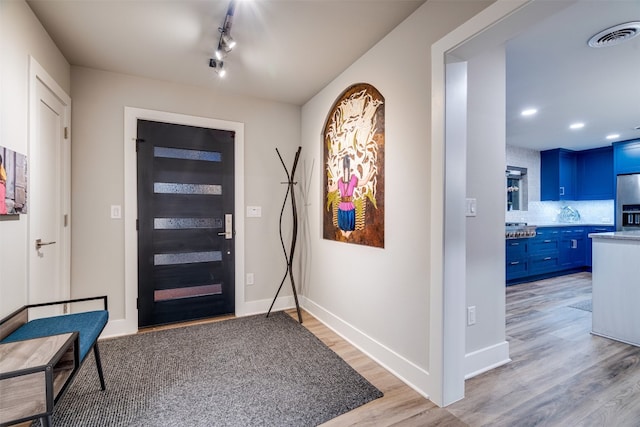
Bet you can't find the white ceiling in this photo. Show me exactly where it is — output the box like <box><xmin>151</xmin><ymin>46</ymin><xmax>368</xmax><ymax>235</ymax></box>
<box><xmin>26</xmin><ymin>0</ymin><xmax>427</xmax><ymax>106</ymax></box>
<box><xmin>27</xmin><ymin>0</ymin><xmax>640</xmax><ymax>152</ymax></box>
<box><xmin>505</xmin><ymin>0</ymin><xmax>640</xmax><ymax>151</ymax></box>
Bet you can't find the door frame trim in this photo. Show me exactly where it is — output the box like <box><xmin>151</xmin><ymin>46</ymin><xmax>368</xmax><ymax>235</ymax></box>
<box><xmin>28</xmin><ymin>56</ymin><xmax>71</xmax><ymax>305</ymax></box>
<box><xmin>117</xmin><ymin>107</ymin><xmax>245</xmax><ymax>336</ymax></box>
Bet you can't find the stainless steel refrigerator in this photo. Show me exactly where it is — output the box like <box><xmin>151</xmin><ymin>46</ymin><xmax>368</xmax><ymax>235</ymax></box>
<box><xmin>617</xmin><ymin>173</ymin><xmax>640</xmax><ymax>231</ymax></box>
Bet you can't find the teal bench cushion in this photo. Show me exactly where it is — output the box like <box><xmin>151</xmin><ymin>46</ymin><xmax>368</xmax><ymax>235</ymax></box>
<box><xmin>0</xmin><ymin>310</ymin><xmax>108</xmax><ymax>361</ymax></box>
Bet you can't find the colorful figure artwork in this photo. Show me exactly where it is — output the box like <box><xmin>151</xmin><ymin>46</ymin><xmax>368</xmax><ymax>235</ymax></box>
<box><xmin>0</xmin><ymin>146</ymin><xmax>28</xmax><ymax>215</ymax></box>
<box><xmin>323</xmin><ymin>83</ymin><xmax>385</xmax><ymax>248</ymax></box>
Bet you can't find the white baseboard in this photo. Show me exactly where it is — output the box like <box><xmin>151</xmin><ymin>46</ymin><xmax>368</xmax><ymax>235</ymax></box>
<box><xmin>300</xmin><ymin>296</ymin><xmax>432</xmax><ymax>400</ymax></box>
<box><xmin>236</xmin><ymin>295</ymin><xmax>296</xmax><ymax>317</ymax></box>
<box><xmin>101</xmin><ymin>318</ymin><xmax>136</xmax><ymax>339</ymax></box>
<box><xmin>100</xmin><ymin>295</ymin><xmax>296</xmax><ymax>340</ymax></box>
<box><xmin>464</xmin><ymin>340</ymin><xmax>510</xmax><ymax>379</ymax></box>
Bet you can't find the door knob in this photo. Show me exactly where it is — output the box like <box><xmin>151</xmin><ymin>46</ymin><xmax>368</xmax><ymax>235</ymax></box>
<box><xmin>35</xmin><ymin>239</ymin><xmax>56</xmax><ymax>250</ymax></box>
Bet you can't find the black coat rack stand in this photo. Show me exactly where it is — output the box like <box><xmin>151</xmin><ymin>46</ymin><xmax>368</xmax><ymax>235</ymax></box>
<box><xmin>267</xmin><ymin>146</ymin><xmax>303</xmax><ymax>323</ymax></box>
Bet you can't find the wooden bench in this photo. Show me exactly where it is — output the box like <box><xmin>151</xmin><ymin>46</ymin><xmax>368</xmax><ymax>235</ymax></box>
<box><xmin>0</xmin><ymin>296</ymin><xmax>109</xmax><ymax>426</ymax></box>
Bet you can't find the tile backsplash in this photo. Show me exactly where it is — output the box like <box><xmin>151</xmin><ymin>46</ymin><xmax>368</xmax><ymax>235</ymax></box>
<box><xmin>506</xmin><ymin>200</ymin><xmax>614</xmax><ymax>225</ymax></box>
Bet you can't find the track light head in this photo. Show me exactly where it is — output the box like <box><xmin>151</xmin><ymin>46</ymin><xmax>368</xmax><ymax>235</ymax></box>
<box><xmin>209</xmin><ymin>58</ymin><xmax>226</xmax><ymax>78</ymax></box>
<box><xmin>221</xmin><ymin>32</ymin><xmax>236</xmax><ymax>51</ymax></box>
<box><xmin>214</xmin><ymin>48</ymin><xmax>226</xmax><ymax>61</ymax></box>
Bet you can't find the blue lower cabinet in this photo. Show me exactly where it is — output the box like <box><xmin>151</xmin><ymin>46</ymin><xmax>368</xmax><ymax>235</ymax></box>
<box><xmin>505</xmin><ymin>239</ymin><xmax>529</xmax><ymax>281</ymax></box>
<box><xmin>529</xmin><ymin>253</ymin><xmax>560</xmax><ymax>274</ymax></box>
<box><xmin>506</xmin><ymin>257</ymin><xmax>529</xmax><ymax>280</ymax></box>
<box><xmin>559</xmin><ymin>228</ymin><xmax>586</xmax><ymax>269</ymax></box>
<box><xmin>530</xmin><ymin>237</ymin><xmax>560</xmax><ymax>253</ymax></box>
<box><xmin>530</xmin><ymin>227</ymin><xmax>561</xmax><ymax>275</ymax></box>
<box><xmin>506</xmin><ymin>225</ymin><xmax>598</xmax><ymax>285</ymax></box>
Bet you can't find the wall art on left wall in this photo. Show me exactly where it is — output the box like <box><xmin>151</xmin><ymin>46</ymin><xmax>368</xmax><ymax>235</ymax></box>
<box><xmin>0</xmin><ymin>146</ymin><xmax>28</xmax><ymax>215</ymax></box>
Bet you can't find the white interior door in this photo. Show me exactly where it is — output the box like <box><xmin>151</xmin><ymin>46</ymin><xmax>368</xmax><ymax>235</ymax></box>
<box><xmin>28</xmin><ymin>59</ymin><xmax>71</xmax><ymax>316</ymax></box>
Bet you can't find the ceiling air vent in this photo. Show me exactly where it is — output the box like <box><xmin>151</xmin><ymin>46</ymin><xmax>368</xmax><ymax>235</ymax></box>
<box><xmin>588</xmin><ymin>22</ymin><xmax>640</xmax><ymax>48</ymax></box>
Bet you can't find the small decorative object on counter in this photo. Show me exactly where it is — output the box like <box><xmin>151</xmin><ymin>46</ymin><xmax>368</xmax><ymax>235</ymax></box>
<box><xmin>558</xmin><ymin>205</ymin><xmax>581</xmax><ymax>223</ymax></box>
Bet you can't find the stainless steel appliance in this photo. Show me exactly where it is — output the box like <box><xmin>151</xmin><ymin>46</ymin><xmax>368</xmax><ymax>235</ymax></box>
<box><xmin>616</xmin><ymin>173</ymin><xmax>640</xmax><ymax>231</ymax></box>
<box><xmin>505</xmin><ymin>222</ymin><xmax>537</xmax><ymax>239</ymax></box>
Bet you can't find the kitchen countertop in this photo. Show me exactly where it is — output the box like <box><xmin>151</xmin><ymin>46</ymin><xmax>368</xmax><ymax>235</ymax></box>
<box><xmin>588</xmin><ymin>230</ymin><xmax>640</xmax><ymax>241</ymax></box>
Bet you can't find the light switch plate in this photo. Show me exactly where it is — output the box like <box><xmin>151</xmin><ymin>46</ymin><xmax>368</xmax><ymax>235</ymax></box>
<box><xmin>465</xmin><ymin>198</ymin><xmax>477</xmax><ymax>217</ymax></box>
<box><xmin>110</xmin><ymin>205</ymin><xmax>122</xmax><ymax>219</ymax></box>
<box><xmin>246</xmin><ymin>206</ymin><xmax>262</xmax><ymax>218</ymax></box>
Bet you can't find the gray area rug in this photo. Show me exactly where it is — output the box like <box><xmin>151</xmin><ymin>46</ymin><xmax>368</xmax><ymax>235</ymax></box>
<box><xmin>569</xmin><ymin>299</ymin><xmax>592</xmax><ymax>312</ymax></box>
<box><xmin>45</xmin><ymin>311</ymin><xmax>382</xmax><ymax>426</ymax></box>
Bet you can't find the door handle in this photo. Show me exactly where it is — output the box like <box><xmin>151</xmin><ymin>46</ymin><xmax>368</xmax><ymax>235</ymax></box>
<box><xmin>217</xmin><ymin>213</ymin><xmax>233</xmax><ymax>240</ymax></box>
<box><xmin>35</xmin><ymin>239</ymin><xmax>56</xmax><ymax>250</ymax></box>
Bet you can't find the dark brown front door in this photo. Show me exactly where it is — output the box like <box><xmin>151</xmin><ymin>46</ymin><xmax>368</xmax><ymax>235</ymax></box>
<box><xmin>136</xmin><ymin>119</ymin><xmax>234</xmax><ymax>327</ymax></box>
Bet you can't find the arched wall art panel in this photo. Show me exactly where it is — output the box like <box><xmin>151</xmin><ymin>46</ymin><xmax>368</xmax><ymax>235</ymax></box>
<box><xmin>323</xmin><ymin>83</ymin><xmax>385</xmax><ymax>248</ymax></box>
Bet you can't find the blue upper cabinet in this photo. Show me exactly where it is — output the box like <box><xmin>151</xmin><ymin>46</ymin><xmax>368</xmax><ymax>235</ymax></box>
<box><xmin>541</xmin><ymin>149</ymin><xmax>577</xmax><ymax>200</ymax></box>
<box><xmin>576</xmin><ymin>146</ymin><xmax>614</xmax><ymax>200</ymax></box>
<box><xmin>614</xmin><ymin>139</ymin><xmax>640</xmax><ymax>175</ymax></box>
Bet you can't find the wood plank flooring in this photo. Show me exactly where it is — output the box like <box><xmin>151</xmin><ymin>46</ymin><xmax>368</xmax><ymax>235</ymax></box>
<box><xmin>305</xmin><ymin>272</ymin><xmax>640</xmax><ymax>426</ymax></box>
<box><xmin>22</xmin><ymin>272</ymin><xmax>640</xmax><ymax>426</ymax></box>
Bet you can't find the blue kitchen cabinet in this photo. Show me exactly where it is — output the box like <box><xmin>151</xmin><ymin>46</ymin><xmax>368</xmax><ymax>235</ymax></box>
<box><xmin>541</xmin><ymin>149</ymin><xmax>577</xmax><ymax>201</ymax></box>
<box><xmin>577</xmin><ymin>146</ymin><xmax>614</xmax><ymax>200</ymax></box>
<box><xmin>559</xmin><ymin>227</ymin><xmax>586</xmax><ymax>269</ymax></box>
<box><xmin>528</xmin><ymin>227</ymin><xmax>561</xmax><ymax>275</ymax></box>
<box><xmin>506</xmin><ymin>239</ymin><xmax>529</xmax><ymax>281</ymax></box>
<box><xmin>507</xmin><ymin>226</ymin><xmax>596</xmax><ymax>285</ymax></box>
<box><xmin>585</xmin><ymin>226</ymin><xmax>615</xmax><ymax>267</ymax></box>
<box><xmin>614</xmin><ymin>139</ymin><xmax>640</xmax><ymax>175</ymax></box>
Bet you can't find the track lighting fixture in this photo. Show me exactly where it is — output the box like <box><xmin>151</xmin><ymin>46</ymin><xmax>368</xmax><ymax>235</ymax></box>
<box><xmin>210</xmin><ymin>0</ymin><xmax>237</xmax><ymax>78</ymax></box>
<box><xmin>221</xmin><ymin>33</ymin><xmax>236</xmax><ymax>51</ymax></box>
<box><xmin>209</xmin><ymin>58</ymin><xmax>226</xmax><ymax>78</ymax></box>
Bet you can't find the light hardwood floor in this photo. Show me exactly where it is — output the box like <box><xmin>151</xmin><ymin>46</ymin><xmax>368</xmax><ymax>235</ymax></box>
<box><xmin>24</xmin><ymin>272</ymin><xmax>640</xmax><ymax>426</ymax></box>
<box><xmin>306</xmin><ymin>272</ymin><xmax>640</xmax><ymax>426</ymax></box>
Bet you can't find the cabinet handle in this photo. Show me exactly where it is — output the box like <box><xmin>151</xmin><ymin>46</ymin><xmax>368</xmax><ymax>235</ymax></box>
<box><xmin>510</xmin><ymin>261</ymin><xmax>520</xmax><ymax>265</ymax></box>
<box><xmin>510</xmin><ymin>242</ymin><xmax>520</xmax><ymax>246</ymax></box>
<box><xmin>571</xmin><ymin>239</ymin><xmax>577</xmax><ymax>249</ymax></box>
<box><xmin>560</xmin><ymin>186</ymin><xmax>565</xmax><ymax>196</ymax></box>
<box><xmin>544</xmin><ymin>239</ymin><xmax>552</xmax><ymax>243</ymax></box>
<box><xmin>544</xmin><ymin>257</ymin><xmax>552</xmax><ymax>260</ymax></box>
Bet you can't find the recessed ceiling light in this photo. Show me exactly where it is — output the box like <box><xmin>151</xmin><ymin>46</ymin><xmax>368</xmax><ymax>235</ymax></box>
<box><xmin>569</xmin><ymin>122</ymin><xmax>585</xmax><ymax>130</ymax></box>
<box><xmin>521</xmin><ymin>108</ymin><xmax>537</xmax><ymax>117</ymax></box>
<box><xmin>606</xmin><ymin>134</ymin><xmax>620</xmax><ymax>140</ymax></box>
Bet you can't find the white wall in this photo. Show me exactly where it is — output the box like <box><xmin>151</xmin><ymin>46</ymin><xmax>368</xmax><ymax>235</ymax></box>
<box><xmin>300</xmin><ymin>0</ymin><xmax>492</xmax><ymax>403</ymax></box>
<box><xmin>464</xmin><ymin>46</ymin><xmax>509</xmax><ymax>375</ymax></box>
<box><xmin>0</xmin><ymin>0</ymin><xmax>70</xmax><ymax>318</ymax></box>
<box><xmin>70</xmin><ymin>66</ymin><xmax>300</xmax><ymax>320</ymax></box>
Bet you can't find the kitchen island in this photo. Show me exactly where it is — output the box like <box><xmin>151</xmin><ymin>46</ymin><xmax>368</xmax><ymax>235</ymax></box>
<box><xmin>590</xmin><ymin>230</ymin><xmax>640</xmax><ymax>347</ymax></box>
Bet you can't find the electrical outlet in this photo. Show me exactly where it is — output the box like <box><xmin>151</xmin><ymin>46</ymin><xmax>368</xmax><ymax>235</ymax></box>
<box><xmin>246</xmin><ymin>273</ymin><xmax>254</xmax><ymax>285</ymax></box>
<box><xmin>467</xmin><ymin>306</ymin><xmax>476</xmax><ymax>326</ymax></box>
